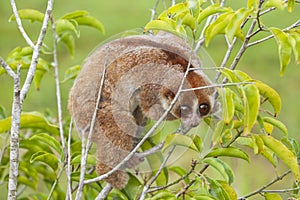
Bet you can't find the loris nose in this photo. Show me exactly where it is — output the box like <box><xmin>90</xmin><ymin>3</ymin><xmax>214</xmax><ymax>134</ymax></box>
<box><xmin>190</xmin><ymin>117</ymin><xmax>201</xmax><ymax>127</ymax></box>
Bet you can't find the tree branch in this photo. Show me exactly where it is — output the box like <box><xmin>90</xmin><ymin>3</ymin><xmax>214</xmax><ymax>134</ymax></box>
<box><xmin>238</xmin><ymin>170</ymin><xmax>292</xmax><ymax>199</ymax></box>
<box><xmin>0</xmin><ymin>56</ymin><xmax>16</xmax><ymax>79</ymax></box>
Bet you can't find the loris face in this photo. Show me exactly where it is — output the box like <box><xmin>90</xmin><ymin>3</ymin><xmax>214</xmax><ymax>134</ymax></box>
<box><xmin>160</xmin><ymin>71</ymin><xmax>217</xmax><ymax>134</ymax></box>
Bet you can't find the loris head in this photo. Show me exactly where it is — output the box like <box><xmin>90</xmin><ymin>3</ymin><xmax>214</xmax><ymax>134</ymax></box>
<box><xmin>160</xmin><ymin>70</ymin><xmax>218</xmax><ymax>134</ymax></box>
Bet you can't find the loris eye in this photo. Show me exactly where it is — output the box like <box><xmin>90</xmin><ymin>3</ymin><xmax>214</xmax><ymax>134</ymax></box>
<box><xmin>180</xmin><ymin>105</ymin><xmax>192</xmax><ymax>116</ymax></box>
<box><xmin>199</xmin><ymin>103</ymin><xmax>210</xmax><ymax>116</ymax></box>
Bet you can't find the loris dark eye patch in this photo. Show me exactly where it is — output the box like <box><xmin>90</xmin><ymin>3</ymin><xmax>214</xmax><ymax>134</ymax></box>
<box><xmin>199</xmin><ymin>103</ymin><xmax>210</xmax><ymax>116</ymax></box>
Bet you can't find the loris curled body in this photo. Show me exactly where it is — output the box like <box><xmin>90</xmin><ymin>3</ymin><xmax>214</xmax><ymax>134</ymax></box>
<box><xmin>68</xmin><ymin>31</ymin><xmax>218</xmax><ymax>189</ymax></box>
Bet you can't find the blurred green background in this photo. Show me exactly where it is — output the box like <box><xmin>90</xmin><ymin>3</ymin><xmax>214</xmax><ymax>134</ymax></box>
<box><xmin>0</xmin><ymin>0</ymin><xmax>299</xmax><ymax>198</ymax></box>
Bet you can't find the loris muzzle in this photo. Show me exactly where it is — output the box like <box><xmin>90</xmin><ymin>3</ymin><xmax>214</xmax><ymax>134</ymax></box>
<box><xmin>68</xmin><ymin>31</ymin><xmax>218</xmax><ymax>189</ymax></box>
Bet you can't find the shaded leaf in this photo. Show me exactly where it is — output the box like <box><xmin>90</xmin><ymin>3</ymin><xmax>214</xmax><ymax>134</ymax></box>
<box><xmin>263</xmin><ymin>117</ymin><xmax>288</xmax><ymax>135</ymax></box>
<box><xmin>163</xmin><ymin>133</ymin><xmax>199</xmax><ymax>152</ymax></box>
<box><xmin>169</xmin><ymin>166</ymin><xmax>190</xmax><ymax>184</ymax></box>
<box><xmin>29</xmin><ymin>133</ymin><xmax>63</xmax><ymax>155</ymax></box>
<box><xmin>60</xmin><ymin>33</ymin><xmax>75</xmax><ymax>57</ymax></box>
<box><xmin>62</xmin><ymin>65</ymin><xmax>81</xmax><ymax>82</ymax></box>
<box><xmin>265</xmin><ymin>193</ymin><xmax>282</xmax><ymax>200</ymax></box>
<box><xmin>219</xmin><ymin>88</ymin><xmax>234</xmax><ymax>125</ymax></box>
<box><xmin>217</xmin><ymin>180</ymin><xmax>238</xmax><ymax>200</ymax></box>
<box><xmin>74</xmin><ymin>15</ymin><xmax>105</xmax><ymax>33</ymax></box>
<box><xmin>70</xmin><ymin>154</ymin><xmax>96</xmax><ymax>165</ymax></box>
<box><xmin>56</xmin><ymin>19</ymin><xmax>79</xmax><ymax>37</ymax></box>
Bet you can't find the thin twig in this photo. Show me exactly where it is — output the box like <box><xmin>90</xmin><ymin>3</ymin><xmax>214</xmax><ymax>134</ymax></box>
<box><xmin>238</xmin><ymin>170</ymin><xmax>292</xmax><ymax>199</ymax></box>
<box><xmin>66</xmin><ymin>120</ymin><xmax>73</xmax><ymax>200</ymax></box>
<box><xmin>9</xmin><ymin>0</ymin><xmax>35</xmax><ymax>48</ymax></box>
<box><xmin>0</xmin><ymin>56</ymin><xmax>16</xmax><ymax>78</ymax></box>
<box><xmin>95</xmin><ymin>184</ymin><xmax>113</xmax><ymax>200</ymax></box>
<box><xmin>150</xmin><ymin>0</ymin><xmax>160</xmax><ymax>21</ymax></box>
<box><xmin>20</xmin><ymin>0</ymin><xmax>54</xmax><ymax>102</ymax></box>
<box><xmin>51</xmin><ymin>16</ymin><xmax>67</xmax><ymax>158</ymax></box>
<box><xmin>139</xmin><ymin>146</ymin><xmax>176</xmax><ymax>200</ymax></box>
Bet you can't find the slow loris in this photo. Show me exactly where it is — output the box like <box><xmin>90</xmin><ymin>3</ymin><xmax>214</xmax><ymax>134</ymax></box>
<box><xmin>68</xmin><ymin>31</ymin><xmax>218</xmax><ymax>189</ymax></box>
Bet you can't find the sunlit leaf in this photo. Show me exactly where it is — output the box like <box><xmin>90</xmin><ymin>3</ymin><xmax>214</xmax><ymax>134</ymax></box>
<box><xmin>263</xmin><ymin>117</ymin><xmax>288</xmax><ymax>135</ymax></box>
<box><xmin>269</xmin><ymin>27</ymin><xmax>293</xmax><ymax>76</ymax></box>
<box><xmin>70</xmin><ymin>154</ymin><xmax>96</xmax><ymax>165</ymax></box>
<box><xmin>0</xmin><ymin>105</ymin><xmax>6</xmax><ymax>120</ymax></box>
<box><xmin>0</xmin><ymin>112</ymin><xmax>59</xmax><ymax>135</ymax></box>
<box><xmin>217</xmin><ymin>180</ymin><xmax>238</xmax><ymax>200</ymax></box>
<box><xmin>252</xmin><ymin>80</ymin><xmax>281</xmax><ymax>116</ymax></box>
<box><xmin>151</xmin><ymin>191</ymin><xmax>176</xmax><ymax>200</ymax></box>
<box><xmin>265</xmin><ymin>193</ymin><xmax>282</xmax><ymax>200</ymax></box>
<box><xmin>9</xmin><ymin>9</ymin><xmax>44</xmax><ymax>23</ymax></box>
<box><xmin>29</xmin><ymin>133</ymin><xmax>63</xmax><ymax>155</ymax></box>
<box><xmin>56</xmin><ymin>19</ymin><xmax>79</xmax><ymax>37</ymax></box>
<box><xmin>61</xmin><ymin>10</ymin><xmax>89</xmax><ymax>20</ymax></box>
<box><xmin>260</xmin><ymin>135</ymin><xmax>299</xmax><ymax>180</ymax></box>
<box><xmin>289</xmin><ymin>29</ymin><xmax>300</xmax><ymax>64</ymax></box>
<box><xmin>226</xmin><ymin>8</ymin><xmax>253</xmax><ymax>43</ymax></box>
<box><xmin>242</xmin><ymin>84</ymin><xmax>260</xmax><ymax>135</ymax></box>
<box><xmin>204</xmin><ymin>11</ymin><xmax>234</xmax><ymax>46</ymax></box>
<box><xmin>196</xmin><ymin>4</ymin><xmax>231</xmax><ymax>25</ymax></box>
<box><xmin>205</xmin><ymin>147</ymin><xmax>249</xmax><ymax>162</ymax></box>
<box><xmin>287</xmin><ymin>0</ymin><xmax>295</xmax><ymax>12</ymax></box>
<box><xmin>212</xmin><ymin>120</ymin><xmax>225</xmax><ymax>145</ymax></box>
<box><xmin>203</xmin><ymin>157</ymin><xmax>234</xmax><ymax>184</ymax></box>
<box><xmin>219</xmin><ymin>88</ymin><xmax>234</xmax><ymax>125</ymax></box>
<box><xmin>30</xmin><ymin>151</ymin><xmax>59</xmax><ymax>171</ymax></box>
<box><xmin>264</xmin><ymin>0</ymin><xmax>286</xmax><ymax>10</ymax></box>
<box><xmin>74</xmin><ymin>15</ymin><xmax>105</xmax><ymax>33</ymax></box>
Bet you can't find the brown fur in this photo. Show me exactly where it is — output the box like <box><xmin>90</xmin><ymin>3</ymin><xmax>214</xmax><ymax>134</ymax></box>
<box><xmin>68</xmin><ymin>32</ymin><xmax>217</xmax><ymax>189</ymax></box>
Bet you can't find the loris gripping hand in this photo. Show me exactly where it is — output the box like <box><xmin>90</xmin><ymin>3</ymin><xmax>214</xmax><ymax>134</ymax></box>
<box><xmin>68</xmin><ymin>31</ymin><xmax>218</xmax><ymax>189</ymax></box>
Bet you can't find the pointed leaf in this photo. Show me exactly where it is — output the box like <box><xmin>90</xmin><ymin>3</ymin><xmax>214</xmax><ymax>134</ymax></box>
<box><xmin>62</xmin><ymin>65</ymin><xmax>81</xmax><ymax>82</ymax></box>
<box><xmin>242</xmin><ymin>84</ymin><xmax>260</xmax><ymax>135</ymax></box>
<box><xmin>56</xmin><ymin>19</ymin><xmax>79</xmax><ymax>37</ymax></box>
<box><xmin>74</xmin><ymin>15</ymin><xmax>105</xmax><ymax>33</ymax></box>
<box><xmin>219</xmin><ymin>88</ymin><xmax>235</xmax><ymax>125</ymax></box>
<box><xmin>60</xmin><ymin>33</ymin><xmax>75</xmax><ymax>57</ymax></box>
<box><xmin>203</xmin><ymin>157</ymin><xmax>234</xmax><ymax>184</ymax></box>
<box><xmin>9</xmin><ymin>9</ymin><xmax>44</xmax><ymax>23</ymax></box>
<box><xmin>169</xmin><ymin>166</ymin><xmax>190</xmax><ymax>184</ymax></box>
<box><xmin>29</xmin><ymin>133</ymin><xmax>63</xmax><ymax>155</ymax></box>
<box><xmin>30</xmin><ymin>151</ymin><xmax>59</xmax><ymax>171</ymax></box>
<box><xmin>204</xmin><ymin>11</ymin><xmax>234</xmax><ymax>46</ymax></box>
<box><xmin>217</xmin><ymin>180</ymin><xmax>238</xmax><ymax>200</ymax></box>
<box><xmin>0</xmin><ymin>112</ymin><xmax>59</xmax><ymax>135</ymax></box>
<box><xmin>270</xmin><ymin>27</ymin><xmax>293</xmax><ymax>76</ymax></box>
<box><xmin>70</xmin><ymin>154</ymin><xmax>96</xmax><ymax>165</ymax></box>
<box><xmin>197</xmin><ymin>4</ymin><xmax>231</xmax><ymax>25</ymax></box>
<box><xmin>61</xmin><ymin>10</ymin><xmax>89</xmax><ymax>20</ymax></box>
<box><xmin>287</xmin><ymin>0</ymin><xmax>295</xmax><ymax>12</ymax></box>
<box><xmin>265</xmin><ymin>193</ymin><xmax>282</xmax><ymax>200</ymax></box>
<box><xmin>252</xmin><ymin>80</ymin><xmax>281</xmax><ymax>116</ymax></box>
<box><xmin>205</xmin><ymin>147</ymin><xmax>249</xmax><ymax>162</ymax></box>
<box><xmin>289</xmin><ymin>30</ymin><xmax>300</xmax><ymax>64</ymax></box>
<box><xmin>163</xmin><ymin>133</ymin><xmax>199</xmax><ymax>152</ymax></box>
<box><xmin>263</xmin><ymin>117</ymin><xmax>288</xmax><ymax>135</ymax></box>
<box><xmin>260</xmin><ymin>135</ymin><xmax>299</xmax><ymax>180</ymax></box>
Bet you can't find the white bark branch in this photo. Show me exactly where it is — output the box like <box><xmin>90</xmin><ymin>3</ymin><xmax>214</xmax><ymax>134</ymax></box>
<box><xmin>0</xmin><ymin>56</ymin><xmax>16</xmax><ymax>79</ymax></box>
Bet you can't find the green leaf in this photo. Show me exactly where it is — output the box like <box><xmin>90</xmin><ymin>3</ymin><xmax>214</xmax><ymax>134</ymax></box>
<box><xmin>122</xmin><ymin>173</ymin><xmax>142</xmax><ymax>200</ymax></box>
<box><xmin>204</xmin><ymin>11</ymin><xmax>234</xmax><ymax>46</ymax></box>
<box><xmin>269</xmin><ymin>27</ymin><xmax>293</xmax><ymax>76</ymax></box>
<box><xmin>56</xmin><ymin>19</ymin><xmax>79</xmax><ymax>37</ymax></box>
<box><xmin>9</xmin><ymin>9</ymin><xmax>44</xmax><ymax>23</ymax></box>
<box><xmin>263</xmin><ymin>117</ymin><xmax>288</xmax><ymax>135</ymax></box>
<box><xmin>212</xmin><ymin>120</ymin><xmax>225</xmax><ymax>145</ymax></box>
<box><xmin>206</xmin><ymin>177</ymin><xmax>226</xmax><ymax>200</ymax></box>
<box><xmin>264</xmin><ymin>0</ymin><xmax>286</xmax><ymax>10</ymax></box>
<box><xmin>0</xmin><ymin>105</ymin><xmax>6</xmax><ymax>120</ymax></box>
<box><xmin>29</xmin><ymin>133</ymin><xmax>63</xmax><ymax>155</ymax></box>
<box><xmin>252</xmin><ymin>80</ymin><xmax>281</xmax><ymax>116</ymax></box>
<box><xmin>70</xmin><ymin>154</ymin><xmax>96</xmax><ymax>165</ymax></box>
<box><xmin>0</xmin><ymin>112</ymin><xmax>59</xmax><ymax>135</ymax></box>
<box><xmin>74</xmin><ymin>15</ymin><xmax>105</xmax><ymax>34</ymax></box>
<box><xmin>265</xmin><ymin>193</ymin><xmax>282</xmax><ymax>200</ymax></box>
<box><xmin>242</xmin><ymin>84</ymin><xmax>260</xmax><ymax>135</ymax></box>
<box><xmin>151</xmin><ymin>191</ymin><xmax>176</xmax><ymax>200</ymax></box>
<box><xmin>217</xmin><ymin>180</ymin><xmax>238</xmax><ymax>200</ymax></box>
<box><xmin>61</xmin><ymin>10</ymin><xmax>89</xmax><ymax>20</ymax></box>
<box><xmin>287</xmin><ymin>0</ymin><xmax>295</xmax><ymax>12</ymax></box>
<box><xmin>203</xmin><ymin>157</ymin><xmax>234</xmax><ymax>184</ymax></box>
<box><xmin>163</xmin><ymin>133</ymin><xmax>200</xmax><ymax>152</ymax></box>
<box><xmin>219</xmin><ymin>88</ymin><xmax>234</xmax><ymax>125</ymax></box>
<box><xmin>144</xmin><ymin>18</ymin><xmax>187</xmax><ymax>38</ymax></box>
<box><xmin>169</xmin><ymin>166</ymin><xmax>190</xmax><ymax>184</ymax></box>
<box><xmin>62</xmin><ymin>65</ymin><xmax>81</xmax><ymax>82</ymax></box>
<box><xmin>18</xmin><ymin>176</ymin><xmax>37</xmax><ymax>189</ymax></box>
<box><xmin>226</xmin><ymin>8</ymin><xmax>252</xmax><ymax>43</ymax></box>
<box><xmin>60</xmin><ymin>33</ymin><xmax>75</xmax><ymax>57</ymax></box>
<box><xmin>30</xmin><ymin>151</ymin><xmax>59</xmax><ymax>171</ymax></box>
<box><xmin>289</xmin><ymin>29</ymin><xmax>300</xmax><ymax>64</ymax></box>
<box><xmin>158</xmin><ymin>2</ymin><xmax>189</xmax><ymax>19</ymax></box>
<box><xmin>205</xmin><ymin>147</ymin><xmax>250</xmax><ymax>162</ymax></box>
<box><xmin>260</xmin><ymin>135</ymin><xmax>299</xmax><ymax>180</ymax></box>
<box><xmin>196</xmin><ymin>4</ymin><xmax>231</xmax><ymax>25</ymax></box>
